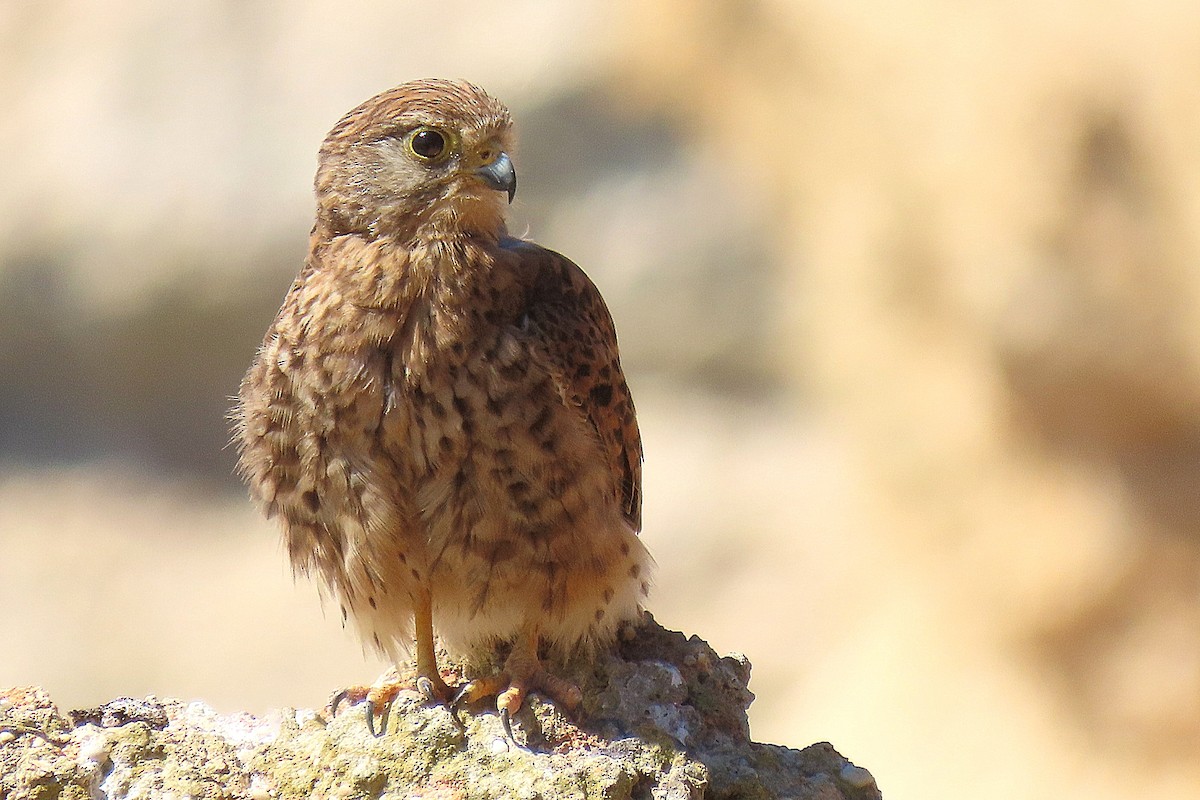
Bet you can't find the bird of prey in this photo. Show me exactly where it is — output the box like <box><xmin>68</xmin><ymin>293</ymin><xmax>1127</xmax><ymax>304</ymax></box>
<box><xmin>233</xmin><ymin>79</ymin><xmax>650</xmax><ymax>734</ymax></box>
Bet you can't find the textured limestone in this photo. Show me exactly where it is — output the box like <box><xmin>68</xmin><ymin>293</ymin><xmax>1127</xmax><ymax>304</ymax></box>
<box><xmin>0</xmin><ymin>618</ymin><xmax>879</xmax><ymax>799</ymax></box>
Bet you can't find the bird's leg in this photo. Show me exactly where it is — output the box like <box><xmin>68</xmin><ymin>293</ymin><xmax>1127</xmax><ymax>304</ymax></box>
<box><xmin>494</xmin><ymin>623</ymin><xmax>540</xmax><ymax>726</ymax></box>
<box><xmin>344</xmin><ymin>589</ymin><xmax>453</xmax><ymax>737</ymax></box>
<box><xmin>412</xmin><ymin>587</ymin><xmax>453</xmax><ymax>702</ymax></box>
<box><xmin>452</xmin><ymin>621</ymin><xmax>582</xmax><ymax>742</ymax></box>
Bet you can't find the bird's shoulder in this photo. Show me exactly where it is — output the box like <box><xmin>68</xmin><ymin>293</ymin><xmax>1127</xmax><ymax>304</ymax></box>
<box><xmin>499</xmin><ymin>236</ymin><xmax>643</xmax><ymax>530</ymax></box>
<box><xmin>499</xmin><ymin>237</ymin><xmax>610</xmax><ymax>326</ymax></box>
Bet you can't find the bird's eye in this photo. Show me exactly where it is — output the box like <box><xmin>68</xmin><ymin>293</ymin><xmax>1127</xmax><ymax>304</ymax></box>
<box><xmin>409</xmin><ymin>127</ymin><xmax>449</xmax><ymax>162</ymax></box>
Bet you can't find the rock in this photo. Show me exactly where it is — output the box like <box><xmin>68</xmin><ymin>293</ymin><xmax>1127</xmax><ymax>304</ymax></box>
<box><xmin>0</xmin><ymin>617</ymin><xmax>878</xmax><ymax>799</ymax></box>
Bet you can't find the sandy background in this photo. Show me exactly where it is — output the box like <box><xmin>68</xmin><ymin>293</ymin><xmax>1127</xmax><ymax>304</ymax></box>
<box><xmin>2</xmin><ymin>2</ymin><xmax>1199</xmax><ymax>798</ymax></box>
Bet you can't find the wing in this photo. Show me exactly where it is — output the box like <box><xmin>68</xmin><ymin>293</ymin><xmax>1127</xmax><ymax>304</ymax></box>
<box><xmin>504</xmin><ymin>238</ymin><xmax>643</xmax><ymax>531</ymax></box>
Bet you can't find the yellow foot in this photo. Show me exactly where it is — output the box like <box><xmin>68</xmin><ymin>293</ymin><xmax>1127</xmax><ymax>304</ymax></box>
<box><xmin>451</xmin><ymin>667</ymin><xmax>582</xmax><ymax>744</ymax></box>
<box><xmin>331</xmin><ymin>668</ymin><xmax>454</xmax><ymax>737</ymax></box>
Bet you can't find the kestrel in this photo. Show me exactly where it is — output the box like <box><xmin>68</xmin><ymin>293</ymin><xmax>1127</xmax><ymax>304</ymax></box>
<box><xmin>233</xmin><ymin>79</ymin><xmax>650</xmax><ymax>733</ymax></box>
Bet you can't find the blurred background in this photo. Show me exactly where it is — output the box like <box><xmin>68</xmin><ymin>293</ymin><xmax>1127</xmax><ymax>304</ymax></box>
<box><xmin>2</xmin><ymin>1</ymin><xmax>1199</xmax><ymax>797</ymax></box>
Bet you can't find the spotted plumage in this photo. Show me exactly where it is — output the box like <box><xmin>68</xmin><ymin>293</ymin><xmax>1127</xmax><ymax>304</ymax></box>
<box><xmin>232</xmin><ymin>79</ymin><xmax>649</xmax><ymax>721</ymax></box>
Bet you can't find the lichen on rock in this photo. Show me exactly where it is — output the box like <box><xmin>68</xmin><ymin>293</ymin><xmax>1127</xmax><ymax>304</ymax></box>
<box><xmin>1</xmin><ymin>617</ymin><xmax>879</xmax><ymax>799</ymax></box>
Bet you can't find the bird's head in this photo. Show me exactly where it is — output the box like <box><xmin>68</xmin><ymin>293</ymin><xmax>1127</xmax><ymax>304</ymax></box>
<box><xmin>314</xmin><ymin>79</ymin><xmax>516</xmax><ymax>240</ymax></box>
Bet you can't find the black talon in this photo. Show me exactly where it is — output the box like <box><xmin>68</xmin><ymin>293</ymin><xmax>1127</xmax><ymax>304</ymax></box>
<box><xmin>498</xmin><ymin>706</ymin><xmax>533</xmax><ymax>751</ymax></box>
<box><xmin>366</xmin><ymin>701</ymin><xmax>379</xmax><ymax>737</ymax></box>
<box><xmin>499</xmin><ymin>705</ymin><xmax>513</xmax><ymax>743</ymax></box>
<box><xmin>379</xmin><ymin>699</ymin><xmax>393</xmax><ymax>735</ymax></box>
<box><xmin>367</xmin><ymin>697</ymin><xmax>394</xmax><ymax>737</ymax></box>
<box><xmin>450</xmin><ymin>683</ymin><xmax>472</xmax><ymax>710</ymax></box>
<box><xmin>330</xmin><ymin>690</ymin><xmax>351</xmax><ymax>717</ymax></box>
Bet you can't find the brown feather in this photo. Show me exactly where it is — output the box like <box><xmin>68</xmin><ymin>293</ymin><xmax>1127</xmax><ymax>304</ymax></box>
<box><xmin>232</xmin><ymin>79</ymin><xmax>651</xmax><ymax>668</ymax></box>
<box><xmin>503</xmin><ymin>238</ymin><xmax>643</xmax><ymax>531</ymax></box>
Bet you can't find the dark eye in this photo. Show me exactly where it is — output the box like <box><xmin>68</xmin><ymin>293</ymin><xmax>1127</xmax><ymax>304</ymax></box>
<box><xmin>409</xmin><ymin>128</ymin><xmax>448</xmax><ymax>161</ymax></box>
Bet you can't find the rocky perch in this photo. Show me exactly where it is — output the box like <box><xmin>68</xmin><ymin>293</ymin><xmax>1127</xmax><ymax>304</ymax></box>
<box><xmin>1</xmin><ymin>617</ymin><xmax>879</xmax><ymax>799</ymax></box>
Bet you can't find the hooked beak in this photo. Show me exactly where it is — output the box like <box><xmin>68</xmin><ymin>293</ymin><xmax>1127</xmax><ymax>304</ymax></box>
<box><xmin>476</xmin><ymin>152</ymin><xmax>517</xmax><ymax>204</ymax></box>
